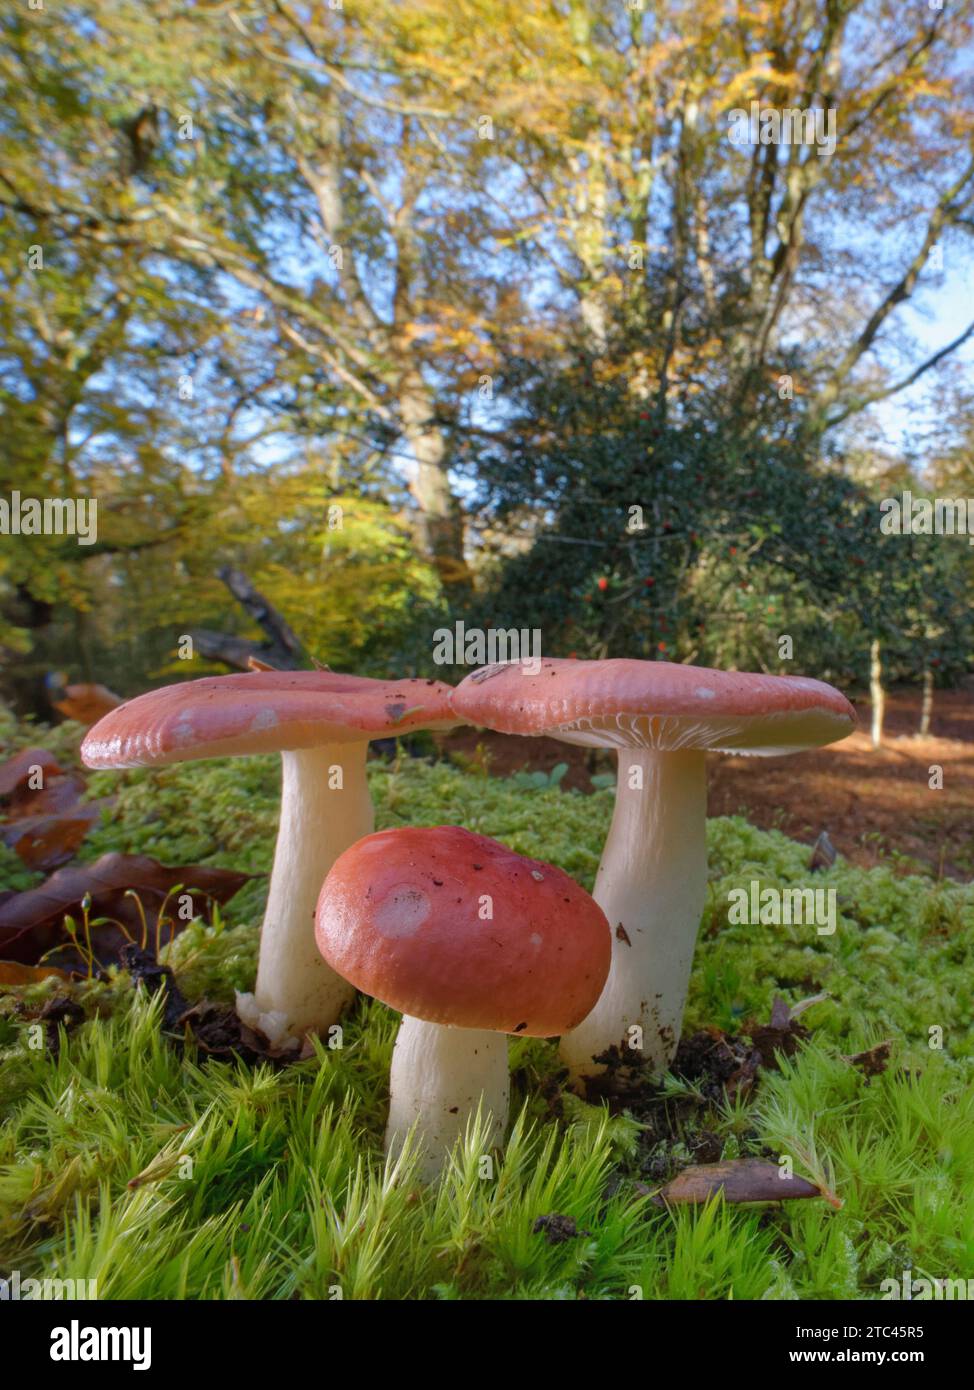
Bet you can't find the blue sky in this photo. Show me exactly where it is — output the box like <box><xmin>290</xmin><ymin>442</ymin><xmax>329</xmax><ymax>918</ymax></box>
<box><xmin>871</xmin><ymin>248</ymin><xmax>974</xmax><ymax>456</ymax></box>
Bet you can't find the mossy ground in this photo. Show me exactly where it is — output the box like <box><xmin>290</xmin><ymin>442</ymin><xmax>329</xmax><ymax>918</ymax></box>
<box><xmin>1</xmin><ymin>729</ymin><xmax>973</xmax><ymax>1299</ymax></box>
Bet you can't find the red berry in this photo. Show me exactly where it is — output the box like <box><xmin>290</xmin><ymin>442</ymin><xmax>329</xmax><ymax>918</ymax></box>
<box><xmin>644</xmin><ymin>577</ymin><xmax>655</xmax><ymax>587</ymax></box>
<box><xmin>597</xmin><ymin>577</ymin><xmax>609</xmax><ymax>592</ymax></box>
<box><xmin>658</xmin><ymin>641</ymin><xmax>667</xmax><ymax>652</ymax></box>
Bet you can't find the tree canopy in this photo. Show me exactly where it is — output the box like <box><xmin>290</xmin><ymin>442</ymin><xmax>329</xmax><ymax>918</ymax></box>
<box><xmin>1</xmin><ymin>0</ymin><xmax>972</xmax><ymax>703</ymax></box>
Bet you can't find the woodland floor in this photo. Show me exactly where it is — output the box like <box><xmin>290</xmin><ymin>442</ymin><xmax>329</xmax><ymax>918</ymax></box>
<box><xmin>3</xmin><ymin>706</ymin><xmax>974</xmax><ymax>1299</ymax></box>
<box><xmin>438</xmin><ymin>685</ymin><xmax>974</xmax><ymax>881</ymax></box>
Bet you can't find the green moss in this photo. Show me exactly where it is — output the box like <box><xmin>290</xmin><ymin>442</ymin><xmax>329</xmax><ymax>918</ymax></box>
<box><xmin>0</xmin><ymin>841</ymin><xmax>41</xmax><ymax>894</ymax></box>
<box><xmin>0</xmin><ymin>706</ymin><xmax>88</xmax><ymax>768</ymax></box>
<box><xmin>1</xmin><ymin>749</ymin><xmax>973</xmax><ymax>1299</ymax></box>
<box><xmin>163</xmin><ymin>916</ymin><xmax>259</xmax><ymax>1003</ymax></box>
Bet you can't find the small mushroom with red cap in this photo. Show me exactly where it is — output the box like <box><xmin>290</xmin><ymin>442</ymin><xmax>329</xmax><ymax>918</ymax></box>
<box><xmin>81</xmin><ymin>671</ymin><xmax>457</xmax><ymax>1042</ymax></box>
<box><xmin>451</xmin><ymin>658</ymin><xmax>856</xmax><ymax>1081</ymax></box>
<box><xmin>315</xmin><ymin>825</ymin><xmax>611</xmax><ymax>1180</ymax></box>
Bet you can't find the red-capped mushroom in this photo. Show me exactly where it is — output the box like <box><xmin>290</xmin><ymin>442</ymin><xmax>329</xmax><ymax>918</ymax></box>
<box><xmin>315</xmin><ymin>825</ymin><xmax>610</xmax><ymax>1179</ymax></box>
<box><xmin>451</xmin><ymin>658</ymin><xmax>855</xmax><ymax>1080</ymax></box>
<box><xmin>81</xmin><ymin>671</ymin><xmax>457</xmax><ymax>1042</ymax></box>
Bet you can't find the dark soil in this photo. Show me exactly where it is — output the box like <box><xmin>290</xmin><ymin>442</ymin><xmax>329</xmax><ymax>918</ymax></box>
<box><xmin>532</xmin><ymin>1213</ymin><xmax>589</xmax><ymax>1244</ymax></box>
<box><xmin>575</xmin><ymin>998</ymin><xmax>820</xmax><ymax>1185</ymax></box>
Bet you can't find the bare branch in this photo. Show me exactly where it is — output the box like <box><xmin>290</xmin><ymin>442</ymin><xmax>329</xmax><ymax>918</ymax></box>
<box><xmin>824</xmin><ymin>316</ymin><xmax>974</xmax><ymax>428</ymax></box>
<box><xmin>812</xmin><ymin>154</ymin><xmax>974</xmax><ymax>415</ymax></box>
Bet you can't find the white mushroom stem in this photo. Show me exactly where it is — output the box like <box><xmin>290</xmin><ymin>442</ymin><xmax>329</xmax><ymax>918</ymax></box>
<box><xmin>385</xmin><ymin>1016</ymin><xmax>509</xmax><ymax>1182</ymax></box>
<box><xmin>559</xmin><ymin>747</ymin><xmax>708</xmax><ymax>1082</ymax></box>
<box><xmin>243</xmin><ymin>742</ymin><xmax>372</xmax><ymax>1040</ymax></box>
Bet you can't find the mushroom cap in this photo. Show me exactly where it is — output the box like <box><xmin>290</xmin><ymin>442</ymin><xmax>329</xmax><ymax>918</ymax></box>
<box><xmin>451</xmin><ymin>658</ymin><xmax>855</xmax><ymax>755</ymax></box>
<box><xmin>315</xmin><ymin>825</ymin><xmax>611</xmax><ymax>1036</ymax></box>
<box><xmin>81</xmin><ymin>671</ymin><xmax>458</xmax><ymax>769</ymax></box>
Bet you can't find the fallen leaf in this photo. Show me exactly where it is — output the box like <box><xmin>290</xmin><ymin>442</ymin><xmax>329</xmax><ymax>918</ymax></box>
<box><xmin>1</xmin><ymin>804</ymin><xmax>103</xmax><ymax>872</ymax></box>
<box><xmin>0</xmin><ymin>960</ymin><xmax>73</xmax><ymax>986</ymax></box>
<box><xmin>11</xmin><ymin>773</ymin><xmax>91</xmax><ymax>819</ymax></box>
<box><xmin>0</xmin><ymin>746</ymin><xmax>109</xmax><ymax>870</ymax></box>
<box><xmin>0</xmin><ymin>747</ymin><xmax>65</xmax><ymax>798</ymax></box>
<box><xmin>651</xmin><ymin>1158</ymin><xmax>827</xmax><ymax>1207</ymax></box>
<box><xmin>50</xmin><ymin>682</ymin><xmax>123</xmax><ymax>726</ymax></box>
<box><xmin>0</xmin><ymin>852</ymin><xmax>257</xmax><ymax>968</ymax></box>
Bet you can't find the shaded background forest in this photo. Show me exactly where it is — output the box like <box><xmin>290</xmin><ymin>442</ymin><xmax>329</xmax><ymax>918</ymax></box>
<box><xmin>2</xmin><ymin>0</ymin><xmax>973</xmax><ymax>718</ymax></box>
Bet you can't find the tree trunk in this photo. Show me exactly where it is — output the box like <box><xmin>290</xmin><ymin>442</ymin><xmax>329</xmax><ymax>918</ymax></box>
<box><xmin>579</xmin><ymin>293</ymin><xmax>609</xmax><ymax>350</ymax></box>
<box><xmin>919</xmin><ymin>665</ymin><xmax>933</xmax><ymax>737</ymax></box>
<box><xmin>869</xmin><ymin>638</ymin><xmax>885</xmax><ymax>750</ymax></box>
<box><xmin>398</xmin><ymin>372</ymin><xmax>471</xmax><ymax>591</ymax></box>
<box><xmin>0</xmin><ymin>586</ymin><xmax>55</xmax><ymax>719</ymax></box>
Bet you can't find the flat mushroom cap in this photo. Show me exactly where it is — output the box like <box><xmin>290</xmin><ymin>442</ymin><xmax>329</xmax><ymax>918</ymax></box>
<box><xmin>81</xmin><ymin>671</ymin><xmax>458</xmax><ymax>769</ymax></box>
<box><xmin>451</xmin><ymin>657</ymin><xmax>856</xmax><ymax>756</ymax></box>
<box><xmin>315</xmin><ymin>825</ymin><xmax>611</xmax><ymax>1036</ymax></box>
